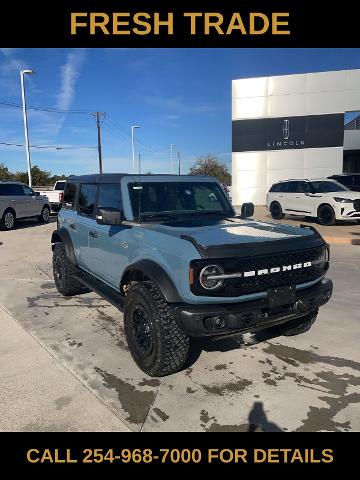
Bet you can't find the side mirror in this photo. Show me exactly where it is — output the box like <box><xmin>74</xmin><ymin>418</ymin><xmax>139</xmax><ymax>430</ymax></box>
<box><xmin>35</xmin><ymin>191</ymin><xmax>40</xmax><ymax>196</ymax></box>
<box><xmin>241</xmin><ymin>202</ymin><xmax>254</xmax><ymax>218</ymax></box>
<box><xmin>96</xmin><ymin>207</ymin><xmax>123</xmax><ymax>225</ymax></box>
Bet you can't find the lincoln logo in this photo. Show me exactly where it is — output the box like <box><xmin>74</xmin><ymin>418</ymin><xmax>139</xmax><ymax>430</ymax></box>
<box><xmin>282</xmin><ymin>119</ymin><xmax>290</xmax><ymax>140</ymax></box>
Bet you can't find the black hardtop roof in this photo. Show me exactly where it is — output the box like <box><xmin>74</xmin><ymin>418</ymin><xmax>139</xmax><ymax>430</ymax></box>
<box><xmin>67</xmin><ymin>173</ymin><xmax>214</xmax><ymax>184</ymax></box>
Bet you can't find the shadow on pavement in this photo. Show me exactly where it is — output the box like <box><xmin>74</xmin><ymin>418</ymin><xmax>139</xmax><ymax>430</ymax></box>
<box><xmin>11</xmin><ymin>216</ymin><xmax>57</xmax><ymax>230</ymax></box>
<box><xmin>248</xmin><ymin>401</ymin><xmax>283</xmax><ymax>432</ymax></box>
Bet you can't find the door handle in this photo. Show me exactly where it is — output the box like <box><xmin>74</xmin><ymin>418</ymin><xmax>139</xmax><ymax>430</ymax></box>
<box><xmin>69</xmin><ymin>223</ymin><xmax>76</xmax><ymax>230</ymax></box>
<box><xmin>89</xmin><ymin>231</ymin><xmax>98</xmax><ymax>238</ymax></box>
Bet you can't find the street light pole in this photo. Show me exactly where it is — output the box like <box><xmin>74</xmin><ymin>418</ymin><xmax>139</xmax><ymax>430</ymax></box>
<box><xmin>170</xmin><ymin>143</ymin><xmax>176</xmax><ymax>174</ymax></box>
<box><xmin>177</xmin><ymin>150</ymin><xmax>181</xmax><ymax>175</ymax></box>
<box><xmin>20</xmin><ymin>69</ymin><xmax>35</xmax><ymax>187</ymax></box>
<box><xmin>131</xmin><ymin>125</ymin><xmax>140</xmax><ymax>174</ymax></box>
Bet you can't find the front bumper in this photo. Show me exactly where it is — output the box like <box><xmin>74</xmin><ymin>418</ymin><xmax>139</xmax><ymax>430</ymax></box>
<box><xmin>335</xmin><ymin>200</ymin><xmax>360</xmax><ymax>220</ymax></box>
<box><xmin>174</xmin><ymin>278</ymin><xmax>333</xmax><ymax>337</ymax></box>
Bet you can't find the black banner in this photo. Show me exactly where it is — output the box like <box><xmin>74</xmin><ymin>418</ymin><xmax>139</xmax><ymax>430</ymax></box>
<box><xmin>0</xmin><ymin>432</ymin><xmax>357</xmax><ymax>472</ymax></box>
<box><xmin>232</xmin><ymin>114</ymin><xmax>345</xmax><ymax>152</ymax></box>
<box><xmin>0</xmin><ymin>1</ymin><xmax>359</xmax><ymax>47</ymax></box>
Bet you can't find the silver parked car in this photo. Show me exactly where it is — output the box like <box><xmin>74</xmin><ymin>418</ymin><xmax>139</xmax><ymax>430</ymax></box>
<box><xmin>0</xmin><ymin>181</ymin><xmax>51</xmax><ymax>230</ymax></box>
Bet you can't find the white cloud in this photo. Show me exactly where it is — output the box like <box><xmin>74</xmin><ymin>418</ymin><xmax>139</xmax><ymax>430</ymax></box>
<box><xmin>57</xmin><ymin>49</ymin><xmax>87</xmax><ymax>111</ymax></box>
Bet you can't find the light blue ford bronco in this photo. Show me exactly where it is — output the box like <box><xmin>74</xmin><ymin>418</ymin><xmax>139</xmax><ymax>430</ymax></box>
<box><xmin>51</xmin><ymin>174</ymin><xmax>333</xmax><ymax>376</ymax></box>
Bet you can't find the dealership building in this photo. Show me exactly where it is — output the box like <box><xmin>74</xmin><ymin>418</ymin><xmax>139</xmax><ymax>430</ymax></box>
<box><xmin>232</xmin><ymin>69</ymin><xmax>360</xmax><ymax>205</ymax></box>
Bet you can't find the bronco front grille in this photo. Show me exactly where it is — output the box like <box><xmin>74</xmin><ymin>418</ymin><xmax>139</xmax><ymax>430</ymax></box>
<box><xmin>190</xmin><ymin>245</ymin><xmax>329</xmax><ymax>297</ymax></box>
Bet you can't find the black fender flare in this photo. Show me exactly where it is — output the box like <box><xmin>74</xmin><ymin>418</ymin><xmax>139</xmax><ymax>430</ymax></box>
<box><xmin>121</xmin><ymin>260</ymin><xmax>182</xmax><ymax>303</ymax></box>
<box><xmin>51</xmin><ymin>227</ymin><xmax>77</xmax><ymax>265</ymax></box>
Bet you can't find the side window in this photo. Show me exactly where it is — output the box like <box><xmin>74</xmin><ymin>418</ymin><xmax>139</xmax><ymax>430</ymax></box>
<box><xmin>63</xmin><ymin>182</ymin><xmax>77</xmax><ymax>209</ymax></box>
<box><xmin>12</xmin><ymin>184</ymin><xmax>25</xmax><ymax>196</ymax></box>
<box><xmin>78</xmin><ymin>184</ymin><xmax>97</xmax><ymax>216</ymax></box>
<box><xmin>21</xmin><ymin>185</ymin><xmax>34</xmax><ymax>196</ymax></box>
<box><xmin>97</xmin><ymin>184</ymin><xmax>123</xmax><ymax>210</ymax></box>
<box><xmin>287</xmin><ymin>182</ymin><xmax>299</xmax><ymax>193</ymax></box>
<box><xmin>278</xmin><ymin>182</ymin><xmax>289</xmax><ymax>193</ymax></box>
<box><xmin>297</xmin><ymin>182</ymin><xmax>310</xmax><ymax>193</ymax></box>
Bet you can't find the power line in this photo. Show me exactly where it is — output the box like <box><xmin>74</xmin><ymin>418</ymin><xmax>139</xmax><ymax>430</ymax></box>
<box><xmin>107</xmin><ymin>114</ymin><xmax>159</xmax><ymax>153</ymax></box>
<box><xmin>0</xmin><ymin>100</ymin><xmax>90</xmax><ymax>114</ymax></box>
<box><xmin>0</xmin><ymin>141</ymin><xmax>97</xmax><ymax>150</ymax></box>
<box><xmin>1</xmin><ymin>100</ymin><xmax>160</xmax><ymax>154</ymax></box>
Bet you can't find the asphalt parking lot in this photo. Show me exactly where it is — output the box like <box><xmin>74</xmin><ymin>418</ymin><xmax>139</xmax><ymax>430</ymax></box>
<box><xmin>0</xmin><ymin>218</ymin><xmax>360</xmax><ymax>432</ymax></box>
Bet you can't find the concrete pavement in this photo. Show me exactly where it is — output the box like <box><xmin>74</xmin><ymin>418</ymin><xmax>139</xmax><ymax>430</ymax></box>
<box><xmin>0</xmin><ymin>217</ymin><xmax>359</xmax><ymax>431</ymax></box>
<box><xmin>0</xmin><ymin>304</ymin><xmax>130</xmax><ymax>431</ymax></box>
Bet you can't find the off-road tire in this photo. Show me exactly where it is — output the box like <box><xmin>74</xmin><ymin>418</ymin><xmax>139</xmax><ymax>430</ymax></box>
<box><xmin>283</xmin><ymin>310</ymin><xmax>318</xmax><ymax>336</ymax></box>
<box><xmin>317</xmin><ymin>204</ymin><xmax>336</xmax><ymax>226</ymax></box>
<box><xmin>124</xmin><ymin>281</ymin><xmax>190</xmax><ymax>376</ymax></box>
<box><xmin>38</xmin><ymin>205</ymin><xmax>50</xmax><ymax>223</ymax></box>
<box><xmin>0</xmin><ymin>208</ymin><xmax>16</xmax><ymax>231</ymax></box>
<box><xmin>270</xmin><ymin>201</ymin><xmax>285</xmax><ymax>220</ymax></box>
<box><xmin>53</xmin><ymin>243</ymin><xmax>84</xmax><ymax>296</ymax></box>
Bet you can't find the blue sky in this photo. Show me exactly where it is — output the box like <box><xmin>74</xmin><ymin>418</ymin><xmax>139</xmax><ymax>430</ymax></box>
<box><xmin>1</xmin><ymin>48</ymin><xmax>360</xmax><ymax>177</ymax></box>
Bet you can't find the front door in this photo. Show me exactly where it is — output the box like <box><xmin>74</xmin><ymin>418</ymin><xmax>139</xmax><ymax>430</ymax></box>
<box><xmin>20</xmin><ymin>185</ymin><xmax>43</xmax><ymax>216</ymax></box>
<box><xmin>75</xmin><ymin>183</ymin><xmax>98</xmax><ymax>270</ymax></box>
<box><xmin>87</xmin><ymin>183</ymin><xmax>130</xmax><ymax>288</ymax></box>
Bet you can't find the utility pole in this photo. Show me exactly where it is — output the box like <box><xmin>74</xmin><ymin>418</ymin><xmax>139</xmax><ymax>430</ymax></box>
<box><xmin>170</xmin><ymin>143</ymin><xmax>176</xmax><ymax>174</ymax></box>
<box><xmin>177</xmin><ymin>151</ymin><xmax>181</xmax><ymax>175</ymax></box>
<box><xmin>92</xmin><ymin>112</ymin><xmax>106</xmax><ymax>174</ymax></box>
<box><xmin>20</xmin><ymin>69</ymin><xmax>35</xmax><ymax>187</ymax></box>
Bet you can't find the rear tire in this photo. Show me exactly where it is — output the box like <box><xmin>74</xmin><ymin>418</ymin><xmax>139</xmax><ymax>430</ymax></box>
<box><xmin>317</xmin><ymin>205</ymin><xmax>336</xmax><ymax>226</ymax></box>
<box><xmin>283</xmin><ymin>311</ymin><xmax>318</xmax><ymax>336</ymax></box>
<box><xmin>38</xmin><ymin>205</ymin><xmax>50</xmax><ymax>223</ymax></box>
<box><xmin>0</xmin><ymin>209</ymin><xmax>16</xmax><ymax>231</ymax></box>
<box><xmin>53</xmin><ymin>243</ymin><xmax>84</xmax><ymax>296</ymax></box>
<box><xmin>270</xmin><ymin>201</ymin><xmax>284</xmax><ymax>220</ymax></box>
<box><xmin>124</xmin><ymin>281</ymin><xmax>190</xmax><ymax>376</ymax></box>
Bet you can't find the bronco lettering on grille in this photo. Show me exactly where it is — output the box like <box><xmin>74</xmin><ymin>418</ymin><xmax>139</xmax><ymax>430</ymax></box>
<box><xmin>244</xmin><ymin>261</ymin><xmax>312</xmax><ymax>277</ymax></box>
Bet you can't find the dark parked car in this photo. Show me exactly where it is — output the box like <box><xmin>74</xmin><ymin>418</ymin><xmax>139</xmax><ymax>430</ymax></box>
<box><xmin>328</xmin><ymin>174</ymin><xmax>360</xmax><ymax>192</ymax></box>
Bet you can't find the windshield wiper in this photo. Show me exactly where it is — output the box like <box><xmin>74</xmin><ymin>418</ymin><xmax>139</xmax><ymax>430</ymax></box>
<box><xmin>140</xmin><ymin>213</ymin><xmax>174</xmax><ymax>220</ymax></box>
<box><xmin>189</xmin><ymin>210</ymin><xmax>232</xmax><ymax>216</ymax></box>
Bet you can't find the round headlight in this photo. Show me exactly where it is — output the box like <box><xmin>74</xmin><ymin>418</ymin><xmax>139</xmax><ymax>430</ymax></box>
<box><xmin>199</xmin><ymin>264</ymin><xmax>224</xmax><ymax>290</ymax></box>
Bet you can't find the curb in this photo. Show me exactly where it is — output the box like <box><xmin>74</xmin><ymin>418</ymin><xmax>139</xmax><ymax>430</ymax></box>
<box><xmin>323</xmin><ymin>236</ymin><xmax>360</xmax><ymax>246</ymax></box>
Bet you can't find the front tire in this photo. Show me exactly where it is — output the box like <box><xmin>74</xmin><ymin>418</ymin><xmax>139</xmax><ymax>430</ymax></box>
<box><xmin>38</xmin><ymin>205</ymin><xmax>50</xmax><ymax>223</ymax></box>
<box><xmin>317</xmin><ymin>205</ymin><xmax>336</xmax><ymax>226</ymax></box>
<box><xmin>53</xmin><ymin>243</ymin><xmax>84</xmax><ymax>296</ymax></box>
<box><xmin>270</xmin><ymin>201</ymin><xmax>284</xmax><ymax>220</ymax></box>
<box><xmin>124</xmin><ymin>281</ymin><xmax>190</xmax><ymax>376</ymax></box>
<box><xmin>0</xmin><ymin>209</ymin><xmax>16</xmax><ymax>231</ymax></box>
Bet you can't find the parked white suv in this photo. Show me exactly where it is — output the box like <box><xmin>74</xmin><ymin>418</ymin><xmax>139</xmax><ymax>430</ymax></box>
<box><xmin>266</xmin><ymin>178</ymin><xmax>360</xmax><ymax>226</ymax></box>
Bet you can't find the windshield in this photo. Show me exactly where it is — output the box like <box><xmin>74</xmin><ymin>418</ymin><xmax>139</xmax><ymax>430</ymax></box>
<box><xmin>311</xmin><ymin>180</ymin><xmax>349</xmax><ymax>193</ymax></box>
<box><xmin>128</xmin><ymin>181</ymin><xmax>233</xmax><ymax>220</ymax></box>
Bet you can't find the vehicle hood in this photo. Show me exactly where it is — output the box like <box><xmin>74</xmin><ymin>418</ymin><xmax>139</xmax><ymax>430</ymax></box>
<box><xmin>147</xmin><ymin>217</ymin><xmax>323</xmax><ymax>258</ymax></box>
<box><xmin>320</xmin><ymin>191</ymin><xmax>360</xmax><ymax>200</ymax></box>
